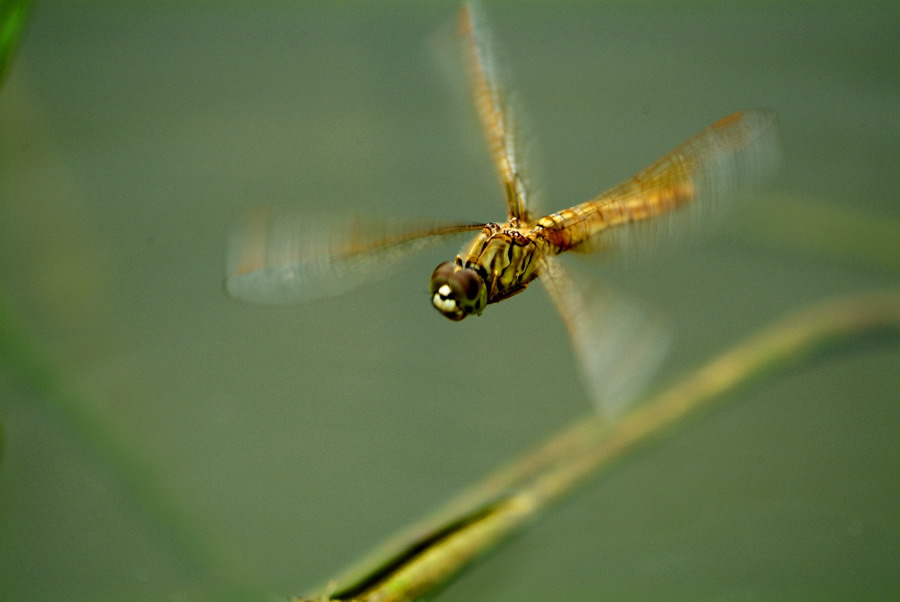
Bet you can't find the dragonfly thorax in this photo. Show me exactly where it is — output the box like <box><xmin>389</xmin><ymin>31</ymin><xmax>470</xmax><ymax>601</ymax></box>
<box><xmin>429</xmin><ymin>261</ymin><xmax>488</xmax><ymax>321</ymax></box>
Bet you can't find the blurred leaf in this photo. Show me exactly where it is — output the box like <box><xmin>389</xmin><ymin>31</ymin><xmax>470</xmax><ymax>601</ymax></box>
<box><xmin>0</xmin><ymin>0</ymin><xmax>30</xmax><ymax>86</ymax></box>
<box><xmin>734</xmin><ymin>193</ymin><xmax>900</xmax><ymax>273</ymax></box>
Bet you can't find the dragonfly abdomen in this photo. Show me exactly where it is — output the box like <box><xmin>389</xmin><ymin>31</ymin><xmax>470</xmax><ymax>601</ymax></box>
<box><xmin>534</xmin><ymin>179</ymin><xmax>695</xmax><ymax>251</ymax></box>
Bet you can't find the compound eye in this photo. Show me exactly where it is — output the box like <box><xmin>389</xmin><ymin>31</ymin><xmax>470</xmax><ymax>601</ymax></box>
<box><xmin>430</xmin><ymin>263</ymin><xmax>487</xmax><ymax>320</ymax></box>
<box><xmin>429</xmin><ymin>261</ymin><xmax>457</xmax><ymax>294</ymax></box>
<box><xmin>450</xmin><ymin>269</ymin><xmax>483</xmax><ymax>302</ymax></box>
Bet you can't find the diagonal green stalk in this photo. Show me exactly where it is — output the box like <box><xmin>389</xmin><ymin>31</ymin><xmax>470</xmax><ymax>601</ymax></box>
<box><xmin>0</xmin><ymin>293</ymin><xmax>226</xmax><ymax>587</ymax></box>
<box><xmin>0</xmin><ymin>0</ymin><xmax>29</xmax><ymax>87</ymax></box>
<box><xmin>299</xmin><ymin>291</ymin><xmax>900</xmax><ymax>602</ymax></box>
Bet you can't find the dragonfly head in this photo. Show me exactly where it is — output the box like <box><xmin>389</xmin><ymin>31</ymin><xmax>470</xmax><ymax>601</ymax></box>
<box><xmin>430</xmin><ymin>261</ymin><xmax>487</xmax><ymax>321</ymax></box>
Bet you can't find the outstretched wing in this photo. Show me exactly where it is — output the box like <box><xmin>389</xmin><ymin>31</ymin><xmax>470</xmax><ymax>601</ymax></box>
<box><xmin>460</xmin><ymin>2</ymin><xmax>534</xmax><ymax>222</ymax></box>
<box><xmin>539</xmin><ymin>256</ymin><xmax>671</xmax><ymax>416</ymax></box>
<box><xmin>226</xmin><ymin>209</ymin><xmax>484</xmax><ymax>305</ymax></box>
<box><xmin>539</xmin><ymin>110</ymin><xmax>781</xmax><ymax>254</ymax></box>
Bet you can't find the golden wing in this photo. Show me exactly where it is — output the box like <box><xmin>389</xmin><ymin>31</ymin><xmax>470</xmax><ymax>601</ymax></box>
<box><xmin>539</xmin><ymin>256</ymin><xmax>671</xmax><ymax>416</ymax></box>
<box><xmin>460</xmin><ymin>2</ymin><xmax>533</xmax><ymax>222</ymax></box>
<box><xmin>536</xmin><ymin>110</ymin><xmax>779</xmax><ymax>414</ymax></box>
<box><xmin>225</xmin><ymin>209</ymin><xmax>483</xmax><ymax>305</ymax></box>
<box><xmin>538</xmin><ymin>109</ymin><xmax>781</xmax><ymax>253</ymax></box>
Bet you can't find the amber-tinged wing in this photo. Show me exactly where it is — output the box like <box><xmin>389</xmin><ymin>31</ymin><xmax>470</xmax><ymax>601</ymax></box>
<box><xmin>226</xmin><ymin>210</ymin><xmax>484</xmax><ymax>305</ymax></box>
<box><xmin>540</xmin><ymin>110</ymin><xmax>780</xmax><ymax>254</ymax></box>
<box><xmin>460</xmin><ymin>2</ymin><xmax>533</xmax><ymax>222</ymax></box>
<box><xmin>540</xmin><ymin>256</ymin><xmax>671</xmax><ymax>416</ymax></box>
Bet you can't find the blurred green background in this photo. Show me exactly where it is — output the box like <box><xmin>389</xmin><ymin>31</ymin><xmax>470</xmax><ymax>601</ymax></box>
<box><xmin>0</xmin><ymin>2</ymin><xmax>897</xmax><ymax>600</ymax></box>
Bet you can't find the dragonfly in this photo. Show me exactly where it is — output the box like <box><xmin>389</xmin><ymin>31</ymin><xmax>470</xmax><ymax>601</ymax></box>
<box><xmin>226</xmin><ymin>3</ymin><xmax>779</xmax><ymax>413</ymax></box>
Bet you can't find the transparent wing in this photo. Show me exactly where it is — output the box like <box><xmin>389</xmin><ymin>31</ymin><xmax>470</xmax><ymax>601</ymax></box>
<box><xmin>545</xmin><ymin>110</ymin><xmax>781</xmax><ymax>257</ymax></box>
<box><xmin>460</xmin><ymin>2</ymin><xmax>536</xmax><ymax>221</ymax></box>
<box><xmin>539</xmin><ymin>256</ymin><xmax>671</xmax><ymax>417</ymax></box>
<box><xmin>225</xmin><ymin>209</ymin><xmax>484</xmax><ymax>305</ymax></box>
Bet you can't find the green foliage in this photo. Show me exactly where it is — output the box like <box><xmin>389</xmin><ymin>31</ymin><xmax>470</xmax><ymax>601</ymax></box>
<box><xmin>0</xmin><ymin>0</ymin><xmax>29</xmax><ymax>86</ymax></box>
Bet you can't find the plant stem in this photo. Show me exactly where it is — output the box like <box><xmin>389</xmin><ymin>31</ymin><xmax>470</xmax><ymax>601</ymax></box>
<box><xmin>0</xmin><ymin>294</ymin><xmax>225</xmax><ymax>586</ymax></box>
<box><xmin>298</xmin><ymin>291</ymin><xmax>900</xmax><ymax>602</ymax></box>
